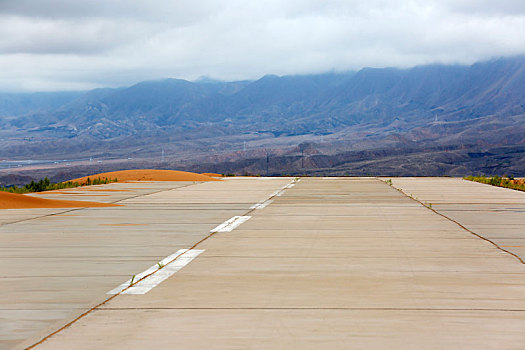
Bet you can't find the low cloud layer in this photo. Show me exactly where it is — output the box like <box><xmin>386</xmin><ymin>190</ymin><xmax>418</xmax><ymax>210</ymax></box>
<box><xmin>1</xmin><ymin>0</ymin><xmax>525</xmax><ymax>91</ymax></box>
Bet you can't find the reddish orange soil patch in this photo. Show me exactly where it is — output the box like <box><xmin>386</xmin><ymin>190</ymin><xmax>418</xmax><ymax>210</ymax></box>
<box><xmin>45</xmin><ymin>192</ymin><xmax>83</xmax><ymax>195</ymax></box>
<box><xmin>80</xmin><ymin>188</ymin><xmax>131</xmax><ymax>192</ymax></box>
<box><xmin>46</xmin><ymin>192</ymin><xmax>110</xmax><ymax>196</ymax></box>
<box><xmin>0</xmin><ymin>191</ymin><xmax>120</xmax><ymax>209</ymax></box>
<box><xmin>202</xmin><ymin>172</ymin><xmax>224</xmax><ymax>177</ymax></box>
<box><xmin>46</xmin><ymin>190</ymin><xmax>82</xmax><ymax>193</ymax></box>
<box><xmin>122</xmin><ymin>181</ymin><xmax>157</xmax><ymax>183</ymax></box>
<box><xmin>70</xmin><ymin>169</ymin><xmax>219</xmax><ymax>184</ymax></box>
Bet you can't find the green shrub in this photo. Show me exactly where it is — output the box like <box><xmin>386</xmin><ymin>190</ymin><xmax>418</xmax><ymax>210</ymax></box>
<box><xmin>464</xmin><ymin>175</ymin><xmax>525</xmax><ymax>192</ymax></box>
<box><xmin>1</xmin><ymin>176</ymin><xmax>118</xmax><ymax>194</ymax></box>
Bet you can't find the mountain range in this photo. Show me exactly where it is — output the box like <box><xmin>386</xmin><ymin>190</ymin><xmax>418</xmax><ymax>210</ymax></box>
<box><xmin>1</xmin><ymin>56</ymin><xmax>524</xmax><ymax>182</ymax></box>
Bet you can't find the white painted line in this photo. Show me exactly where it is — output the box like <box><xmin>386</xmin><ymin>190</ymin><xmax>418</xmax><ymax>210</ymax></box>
<box><xmin>249</xmin><ymin>178</ymin><xmax>299</xmax><ymax>211</ymax></box>
<box><xmin>107</xmin><ymin>249</ymin><xmax>204</xmax><ymax>295</ymax></box>
<box><xmin>250</xmin><ymin>199</ymin><xmax>273</xmax><ymax>210</ymax></box>
<box><xmin>220</xmin><ymin>215</ymin><xmax>251</xmax><ymax>232</ymax></box>
<box><xmin>275</xmin><ymin>189</ymin><xmax>286</xmax><ymax>196</ymax></box>
<box><xmin>268</xmin><ymin>190</ymin><xmax>281</xmax><ymax>197</ymax></box>
<box><xmin>210</xmin><ymin>215</ymin><xmax>252</xmax><ymax>232</ymax></box>
<box><xmin>123</xmin><ymin>249</ymin><xmax>204</xmax><ymax>295</ymax></box>
<box><xmin>210</xmin><ymin>216</ymin><xmax>238</xmax><ymax>232</ymax></box>
<box><xmin>249</xmin><ymin>201</ymin><xmax>262</xmax><ymax>209</ymax></box>
<box><xmin>258</xmin><ymin>199</ymin><xmax>273</xmax><ymax>209</ymax></box>
<box><xmin>262</xmin><ymin>179</ymin><xmax>299</xmax><ymax>199</ymax></box>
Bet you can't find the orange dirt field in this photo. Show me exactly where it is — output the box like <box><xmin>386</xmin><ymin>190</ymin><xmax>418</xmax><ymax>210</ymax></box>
<box><xmin>70</xmin><ymin>169</ymin><xmax>220</xmax><ymax>184</ymax></box>
<box><xmin>201</xmin><ymin>173</ymin><xmax>224</xmax><ymax>177</ymax></box>
<box><xmin>0</xmin><ymin>191</ymin><xmax>120</xmax><ymax>209</ymax></box>
<box><xmin>78</xmin><ymin>188</ymin><xmax>131</xmax><ymax>192</ymax></box>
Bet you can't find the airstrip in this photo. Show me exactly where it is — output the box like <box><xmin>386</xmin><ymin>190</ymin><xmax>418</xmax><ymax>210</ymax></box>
<box><xmin>1</xmin><ymin>177</ymin><xmax>525</xmax><ymax>349</ymax></box>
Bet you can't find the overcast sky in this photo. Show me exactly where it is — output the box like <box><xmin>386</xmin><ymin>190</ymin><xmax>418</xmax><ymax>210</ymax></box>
<box><xmin>1</xmin><ymin>0</ymin><xmax>525</xmax><ymax>92</ymax></box>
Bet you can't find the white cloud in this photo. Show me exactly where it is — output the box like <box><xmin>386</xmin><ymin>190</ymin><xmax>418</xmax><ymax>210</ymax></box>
<box><xmin>1</xmin><ymin>0</ymin><xmax>524</xmax><ymax>91</ymax></box>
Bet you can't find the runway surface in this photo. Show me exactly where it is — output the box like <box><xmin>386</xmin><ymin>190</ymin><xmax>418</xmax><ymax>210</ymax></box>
<box><xmin>1</xmin><ymin>177</ymin><xmax>524</xmax><ymax>349</ymax></box>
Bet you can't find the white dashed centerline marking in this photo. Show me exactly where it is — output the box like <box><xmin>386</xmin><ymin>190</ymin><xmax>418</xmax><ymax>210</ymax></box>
<box><xmin>211</xmin><ymin>215</ymin><xmax>252</xmax><ymax>232</ymax></box>
<box><xmin>268</xmin><ymin>190</ymin><xmax>281</xmax><ymax>197</ymax></box>
<box><xmin>253</xmin><ymin>178</ymin><xmax>300</xmax><ymax>205</ymax></box>
<box><xmin>250</xmin><ymin>199</ymin><xmax>273</xmax><ymax>210</ymax></box>
<box><xmin>107</xmin><ymin>178</ymin><xmax>300</xmax><ymax>296</ymax></box>
<box><xmin>107</xmin><ymin>249</ymin><xmax>204</xmax><ymax>295</ymax></box>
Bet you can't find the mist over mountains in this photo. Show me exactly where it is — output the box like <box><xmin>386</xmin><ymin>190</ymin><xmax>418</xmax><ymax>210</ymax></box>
<box><xmin>1</xmin><ymin>56</ymin><xmax>524</xmax><ymax>181</ymax></box>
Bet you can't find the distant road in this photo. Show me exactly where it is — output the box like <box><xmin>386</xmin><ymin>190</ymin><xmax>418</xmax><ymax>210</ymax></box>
<box><xmin>0</xmin><ymin>159</ymin><xmax>87</xmax><ymax>171</ymax></box>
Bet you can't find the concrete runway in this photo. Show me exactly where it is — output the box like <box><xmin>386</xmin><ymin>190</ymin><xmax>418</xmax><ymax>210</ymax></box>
<box><xmin>1</xmin><ymin>178</ymin><xmax>293</xmax><ymax>349</ymax></box>
<box><xmin>389</xmin><ymin>177</ymin><xmax>525</xmax><ymax>262</ymax></box>
<box><xmin>1</xmin><ymin>177</ymin><xmax>525</xmax><ymax>349</ymax></box>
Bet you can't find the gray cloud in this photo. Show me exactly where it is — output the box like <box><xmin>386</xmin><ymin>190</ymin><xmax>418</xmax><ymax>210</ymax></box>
<box><xmin>0</xmin><ymin>0</ymin><xmax>221</xmax><ymax>22</ymax></box>
<box><xmin>440</xmin><ymin>0</ymin><xmax>525</xmax><ymax>16</ymax></box>
<box><xmin>0</xmin><ymin>16</ymin><xmax>153</xmax><ymax>54</ymax></box>
<box><xmin>1</xmin><ymin>0</ymin><xmax>525</xmax><ymax>91</ymax></box>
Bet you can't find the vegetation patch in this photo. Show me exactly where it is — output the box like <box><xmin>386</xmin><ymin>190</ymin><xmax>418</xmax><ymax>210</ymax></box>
<box><xmin>464</xmin><ymin>175</ymin><xmax>525</xmax><ymax>192</ymax></box>
<box><xmin>0</xmin><ymin>176</ymin><xmax>118</xmax><ymax>194</ymax></box>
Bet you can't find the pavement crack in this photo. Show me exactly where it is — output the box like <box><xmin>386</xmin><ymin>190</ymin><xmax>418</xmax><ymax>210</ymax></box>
<box><xmin>98</xmin><ymin>307</ymin><xmax>525</xmax><ymax>312</ymax></box>
<box><xmin>25</xmin><ymin>178</ymin><xmax>299</xmax><ymax>349</ymax></box>
<box><xmin>379</xmin><ymin>178</ymin><xmax>525</xmax><ymax>265</ymax></box>
<box><xmin>24</xmin><ymin>181</ymin><xmax>207</xmax><ymax>349</ymax></box>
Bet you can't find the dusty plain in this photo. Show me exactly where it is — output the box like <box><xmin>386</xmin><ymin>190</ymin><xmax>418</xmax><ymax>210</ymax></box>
<box><xmin>1</xmin><ymin>177</ymin><xmax>525</xmax><ymax>349</ymax></box>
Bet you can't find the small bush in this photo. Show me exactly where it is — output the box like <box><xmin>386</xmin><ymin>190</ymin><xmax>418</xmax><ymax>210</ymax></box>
<box><xmin>1</xmin><ymin>176</ymin><xmax>118</xmax><ymax>194</ymax></box>
<box><xmin>464</xmin><ymin>175</ymin><xmax>525</xmax><ymax>192</ymax></box>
